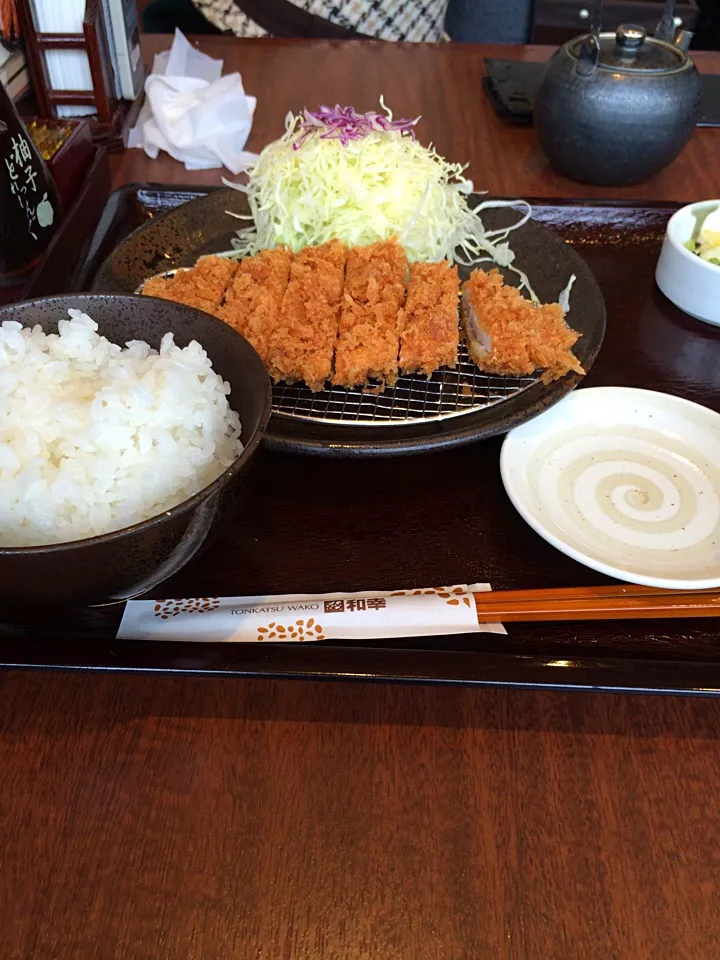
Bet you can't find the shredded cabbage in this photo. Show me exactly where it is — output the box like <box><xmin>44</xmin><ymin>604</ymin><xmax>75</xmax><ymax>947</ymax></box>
<box><xmin>558</xmin><ymin>274</ymin><xmax>576</xmax><ymax>313</ymax></box>
<box><xmin>223</xmin><ymin>102</ymin><xmax>540</xmax><ymax>296</ymax></box>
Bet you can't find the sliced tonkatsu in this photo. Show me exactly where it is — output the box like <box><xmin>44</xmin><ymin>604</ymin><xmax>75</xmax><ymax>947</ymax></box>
<box><xmin>333</xmin><ymin>239</ymin><xmax>408</xmax><ymax>389</ymax></box>
<box><xmin>399</xmin><ymin>260</ymin><xmax>459</xmax><ymax>377</ymax></box>
<box><xmin>218</xmin><ymin>247</ymin><xmax>292</xmax><ymax>369</ymax></box>
<box><xmin>267</xmin><ymin>240</ymin><xmax>347</xmax><ymax>392</ymax></box>
<box><xmin>137</xmin><ymin>241</ymin><xmax>586</xmax><ymax>395</ymax></box>
<box><xmin>461</xmin><ymin>268</ymin><xmax>584</xmax><ymax>383</ymax></box>
<box><xmin>141</xmin><ymin>255</ymin><xmax>237</xmax><ymax>316</ymax></box>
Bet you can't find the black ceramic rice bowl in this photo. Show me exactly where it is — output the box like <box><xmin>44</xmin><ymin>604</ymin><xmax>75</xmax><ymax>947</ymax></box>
<box><xmin>0</xmin><ymin>294</ymin><xmax>272</xmax><ymax>606</ymax></box>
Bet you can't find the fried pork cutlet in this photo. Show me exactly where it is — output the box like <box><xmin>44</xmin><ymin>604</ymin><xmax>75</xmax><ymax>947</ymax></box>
<box><xmin>141</xmin><ymin>255</ymin><xmax>237</xmax><ymax>315</ymax></box>
<box><xmin>333</xmin><ymin>239</ymin><xmax>408</xmax><ymax>389</ymax></box>
<box><xmin>267</xmin><ymin>240</ymin><xmax>347</xmax><ymax>392</ymax></box>
<box><xmin>399</xmin><ymin>260</ymin><xmax>460</xmax><ymax>377</ymax></box>
<box><xmin>461</xmin><ymin>268</ymin><xmax>584</xmax><ymax>383</ymax></box>
<box><xmin>218</xmin><ymin>248</ymin><xmax>292</xmax><ymax>368</ymax></box>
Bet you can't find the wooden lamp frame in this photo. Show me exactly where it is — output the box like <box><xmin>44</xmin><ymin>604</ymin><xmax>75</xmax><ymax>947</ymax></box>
<box><xmin>15</xmin><ymin>0</ymin><xmax>135</xmax><ymax>147</ymax></box>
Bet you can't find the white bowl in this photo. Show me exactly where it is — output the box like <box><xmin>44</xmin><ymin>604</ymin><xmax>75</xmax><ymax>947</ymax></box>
<box><xmin>656</xmin><ymin>200</ymin><xmax>720</xmax><ymax>326</ymax></box>
<box><xmin>500</xmin><ymin>387</ymin><xmax>720</xmax><ymax>590</ymax></box>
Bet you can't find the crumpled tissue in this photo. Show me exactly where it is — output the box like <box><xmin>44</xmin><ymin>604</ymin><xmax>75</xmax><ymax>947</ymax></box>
<box><xmin>128</xmin><ymin>30</ymin><xmax>258</xmax><ymax>173</ymax></box>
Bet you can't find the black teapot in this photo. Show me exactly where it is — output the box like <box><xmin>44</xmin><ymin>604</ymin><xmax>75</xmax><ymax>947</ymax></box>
<box><xmin>535</xmin><ymin>21</ymin><xmax>702</xmax><ymax>187</ymax></box>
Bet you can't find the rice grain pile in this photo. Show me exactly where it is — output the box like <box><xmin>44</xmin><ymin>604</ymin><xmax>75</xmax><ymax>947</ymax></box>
<box><xmin>0</xmin><ymin>310</ymin><xmax>243</xmax><ymax>547</ymax></box>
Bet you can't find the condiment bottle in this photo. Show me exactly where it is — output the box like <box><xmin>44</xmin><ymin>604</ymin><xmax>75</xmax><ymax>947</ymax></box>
<box><xmin>0</xmin><ymin>80</ymin><xmax>61</xmax><ymax>302</ymax></box>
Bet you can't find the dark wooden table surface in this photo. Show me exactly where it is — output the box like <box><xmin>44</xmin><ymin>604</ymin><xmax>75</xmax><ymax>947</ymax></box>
<box><xmin>4</xmin><ymin>37</ymin><xmax>720</xmax><ymax>960</ymax></box>
<box><xmin>113</xmin><ymin>38</ymin><xmax>720</xmax><ymax>202</ymax></box>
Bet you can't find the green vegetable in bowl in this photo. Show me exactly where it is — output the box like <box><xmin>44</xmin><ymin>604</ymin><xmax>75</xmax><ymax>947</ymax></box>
<box><xmin>686</xmin><ymin>204</ymin><xmax>720</xmax><ymax>267</ymax></box>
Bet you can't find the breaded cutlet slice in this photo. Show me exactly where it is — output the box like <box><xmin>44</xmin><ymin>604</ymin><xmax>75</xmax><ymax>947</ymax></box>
<box><xmin>333</xmin><ymin>239</ymin><xmax>408</xmax><ymax>389</ymax></box>
<box><xmin>141</xmin><ymin>255</ymin><xmax>237</xmax><ymax>315</ymax></box>
<box><xmin>461</xmin><ymin>268</ymin><xmax>584</xmax><ymax>383</ymax></box>
<box><xmin>267</xmin><ymin>240</ymin><xmax>347</xmax><ymax>392</ymax></box>
<box><xmin>399</xmin><ymin>260</ymin><xmax>460</xmax><ymax>377</ymax></box>
<box><xmin>218</xmin><ymin>247</ymin><xmax>292</xmax><ymax>368</ymax></box>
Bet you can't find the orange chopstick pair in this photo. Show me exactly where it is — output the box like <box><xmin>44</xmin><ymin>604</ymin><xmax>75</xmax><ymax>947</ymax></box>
<box><xmin>473</xmin><ymin>584</ymin><xmax>720</xmax><ymax>623</ymax></box>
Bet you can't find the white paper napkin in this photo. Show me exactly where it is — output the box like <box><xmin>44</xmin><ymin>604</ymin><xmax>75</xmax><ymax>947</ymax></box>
<box><xmin>127</xmin><ymin>29</ymin><xmax>258</xmax><ymax>173</ymax></box>
<box><xmin>118</xmin><ymin>584</ymin><xmax>506</xmax><ymax>642</ymax></box>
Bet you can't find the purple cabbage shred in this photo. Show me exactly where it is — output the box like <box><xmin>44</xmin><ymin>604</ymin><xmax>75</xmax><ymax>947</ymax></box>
<box><xmin>292</xmin><ymin>105</ymin><xmax>419</xmax><ymax>149</ymax></box>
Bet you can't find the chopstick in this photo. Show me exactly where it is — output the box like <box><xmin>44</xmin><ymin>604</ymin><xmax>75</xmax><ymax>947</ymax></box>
<box><xmin>473</xmin><ymin>584</ymin><xmax>720</xmax><ymax>622</ymax></box>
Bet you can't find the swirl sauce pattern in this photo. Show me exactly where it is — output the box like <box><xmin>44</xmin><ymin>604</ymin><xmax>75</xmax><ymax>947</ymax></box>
<box><xmin>526</xmin><ymin>428</ymin><xmax>720</xmax><ymax>578</ymax></box>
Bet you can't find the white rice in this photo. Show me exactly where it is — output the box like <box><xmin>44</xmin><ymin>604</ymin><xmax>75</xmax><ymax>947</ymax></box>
<box><xmin>0</xmin><ymin>310</ymin><xmax>243</xmax><ymax>547</ymax></box>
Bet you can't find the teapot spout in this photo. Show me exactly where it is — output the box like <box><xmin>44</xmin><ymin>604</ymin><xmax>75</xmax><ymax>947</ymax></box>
<box><xmin>674</xmin><ymin>29</ymin><xmax>694</xmax><ymax>51</ymax></box>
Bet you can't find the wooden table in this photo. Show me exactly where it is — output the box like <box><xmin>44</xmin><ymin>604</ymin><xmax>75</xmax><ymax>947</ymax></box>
<box><xmin>4</xmin><ymin>38</ymin><xmax>720</xmax><ymax>960</ymax></box>
<box><xmin>113</xmin><ymin>38</ymin><xmax>720</xmax><ymax>202</ymax></box>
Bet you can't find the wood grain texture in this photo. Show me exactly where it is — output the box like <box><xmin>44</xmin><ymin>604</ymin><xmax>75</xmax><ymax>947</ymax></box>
<box><xmin>2</xmin><ymin>670</ymin><xmax>720</xmax><ymax>960</ymax></box>
<box><xmin>112</xmin><ymin>38</ymin><xmax>720</xmax><ymax>201</ymax></box>
<box><xmin>4</xmin><ymin>38</ymin><xmax>720</xmax><ymax>960</ymax></box>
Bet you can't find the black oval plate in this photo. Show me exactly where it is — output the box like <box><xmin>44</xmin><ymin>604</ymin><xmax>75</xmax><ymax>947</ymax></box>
<box><xmin>92</xmin><ymin>189</ymin><xmax>606</xmax><ymax>457</ymax></box>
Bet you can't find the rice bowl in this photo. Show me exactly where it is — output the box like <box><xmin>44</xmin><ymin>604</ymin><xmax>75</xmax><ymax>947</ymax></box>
<box><xmin>0</xmin><ymin>293</ymin><xmax>271</xmax><ymax>606</ymax></box>
<box><xmin>0</xmin><ymin>310</ymin><xmax>244</xmax><ymax>547</ymax></box>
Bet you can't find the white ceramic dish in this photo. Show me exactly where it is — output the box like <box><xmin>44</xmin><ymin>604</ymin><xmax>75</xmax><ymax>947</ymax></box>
<box><xmin>500</xmin><ymin>387</ymin><xmax>720</xmax><ymax>589</ymax></box>
<box><xmin>656</xmin><ymin>200</ymin><xmax>720</xmax><ymax>326</ymax></box>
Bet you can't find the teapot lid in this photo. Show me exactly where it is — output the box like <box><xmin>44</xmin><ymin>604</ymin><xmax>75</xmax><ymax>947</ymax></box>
<box><xmin>569</xmin><ymin>25</ymin><xmax>688</xmax><ymax>74</ymax></box>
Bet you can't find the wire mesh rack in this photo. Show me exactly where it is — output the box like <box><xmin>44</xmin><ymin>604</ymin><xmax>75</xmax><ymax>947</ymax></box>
<box><xmin>272</xmin><ymin>340</ymin><xmax>538</xmax><ymax>427</ymax></box>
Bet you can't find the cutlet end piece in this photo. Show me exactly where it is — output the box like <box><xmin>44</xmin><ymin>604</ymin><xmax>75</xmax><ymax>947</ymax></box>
<box><xmin>461</xmin><ymin>268</ymin><xmax>584</xmax><ymax>383</ymax></box>
<box><xmin>141</xmin><ymin>256</ymin><xmax>237</xmax><ymax>315</ymax></box>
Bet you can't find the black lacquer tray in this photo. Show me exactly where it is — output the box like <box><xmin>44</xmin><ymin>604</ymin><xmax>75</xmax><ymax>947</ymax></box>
<box><xmin>5</xmin><ymin>186</ymin><xmax>720</xmax><ymax>696</ymax></box>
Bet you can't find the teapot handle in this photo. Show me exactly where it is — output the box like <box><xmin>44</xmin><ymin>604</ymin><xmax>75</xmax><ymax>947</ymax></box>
<box><xmin>575</xmin><ymin>33</ymin><xmax>601</xmax><ymax>76</ymax></box>
<box><xmin>575</xmin><ymin>0</ymin><xmax>603</xmax><ymax>76</ymax></box>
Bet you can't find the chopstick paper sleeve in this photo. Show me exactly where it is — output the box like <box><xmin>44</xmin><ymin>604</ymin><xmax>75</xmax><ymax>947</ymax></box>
<box><xmin>117</xmin><ymin>584</ymin><xmax>505</xmax><ymax>641</ymax></box>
